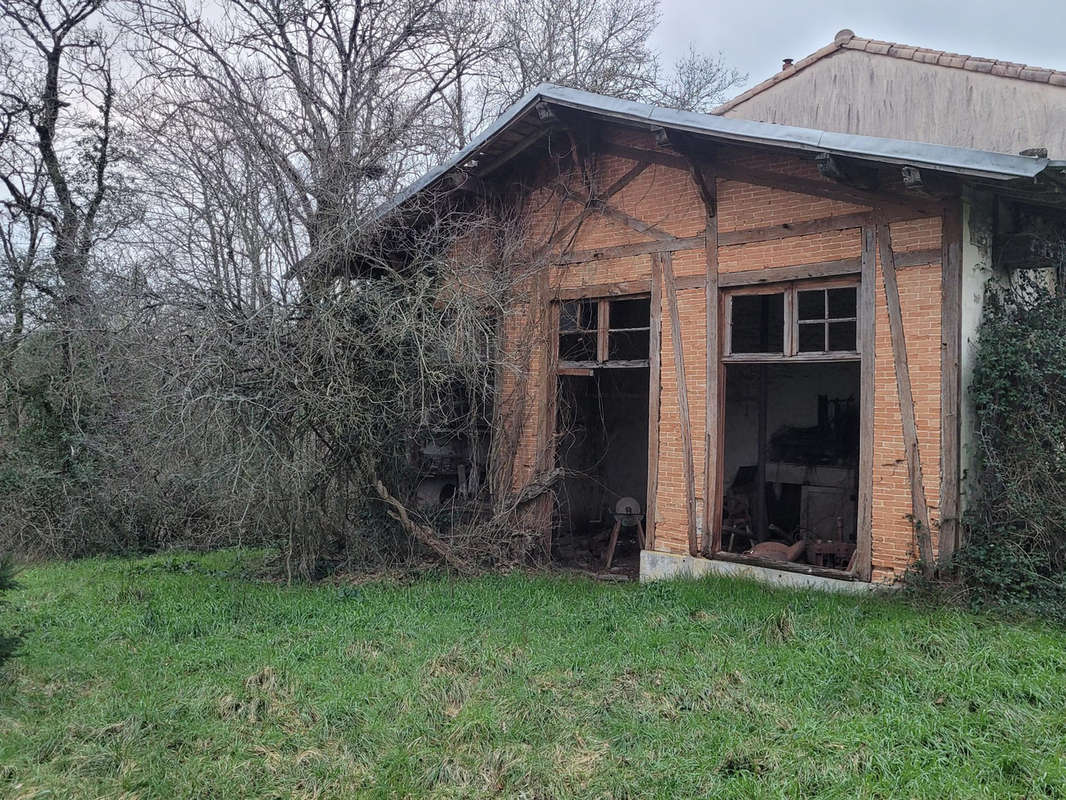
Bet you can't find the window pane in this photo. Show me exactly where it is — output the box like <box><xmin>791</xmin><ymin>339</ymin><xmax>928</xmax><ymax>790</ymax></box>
<box><xmin>560</xmin><ymin>301</ymin><xmax>580</xmax><ymax>332</ymax></box>
<box><xmin>828</xmin><ymin>321</ymin><xmax>857</xmax><ymax>352</ymax></box>
<box><xmin>798</xmin><ymin>322</ymin><xmax>825</xmax><ymax>352</ymax></box>
<box><xmin>798</xmin><ymin>289</ymin><xmax>825</xmax><ymax>321</ymax></box>
<box><xmin>608</xmin><ymin>330</ymin><xmax>649</xmax><ymax>360</ymax></box>
<box><xmin>578</xmin><ymin>299</ymin><xmax>598</xmax><ymax>331</ymax></box>
<box><xmin>731</xmin><ymin>293</ymin><xmax>784</xmax><ymax>354</ymax></box>
<box><xmin>608</xmin><ymin>298</ymin><xmax>649</xmax><ymax>330</ymax></box>
<box><xmin>560</xmin><ymin>332</ymin><xmax>596</xmax><ymax>361</ymax></box>
<box><xmin>828</xmin><ymin>287</ymin><xmax>857</xmax><ymax>319</ymax></box>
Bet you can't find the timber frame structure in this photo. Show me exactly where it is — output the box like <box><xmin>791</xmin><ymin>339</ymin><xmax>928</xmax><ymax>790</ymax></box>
<box><xmin>378</xmin><ymin>85</ymin><xmax>1066</xmax><ymax>584</ymax></box>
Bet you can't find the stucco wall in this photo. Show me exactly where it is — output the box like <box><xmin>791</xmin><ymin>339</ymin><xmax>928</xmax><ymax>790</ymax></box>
<box><xmin>722</xmin><ymin>49</ymin><xmax>1066</xmax><ymax>159</ymax></box>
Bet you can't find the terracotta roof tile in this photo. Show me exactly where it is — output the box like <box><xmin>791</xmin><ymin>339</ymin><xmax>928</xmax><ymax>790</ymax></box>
<box><xmin>714</xmin><ymin>29</ymin><xmax>1066</xmax><ymax>115</ymax></box>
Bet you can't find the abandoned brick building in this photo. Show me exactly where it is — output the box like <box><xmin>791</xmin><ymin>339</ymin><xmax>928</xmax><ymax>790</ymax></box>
<box><xmin>382</xmin><ymin>35</ymin><xmax>1066</xmax><ymax>587</ymax></box>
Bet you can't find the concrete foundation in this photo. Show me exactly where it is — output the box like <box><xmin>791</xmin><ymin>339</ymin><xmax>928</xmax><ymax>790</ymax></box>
<box><xmin>639</xmin><ymin>549</ymin><xmax>894</xmax><ymax>594</ymax></box>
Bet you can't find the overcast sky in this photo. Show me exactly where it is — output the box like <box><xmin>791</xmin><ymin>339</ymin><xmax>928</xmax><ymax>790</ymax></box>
<box><xmin>651</xmin><ymin>0</ymin><xmax>1066</xmax><ymax>94</ymax></box>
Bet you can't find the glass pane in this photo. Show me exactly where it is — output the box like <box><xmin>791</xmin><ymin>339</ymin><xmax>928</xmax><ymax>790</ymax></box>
<box><xmin>798</xmin><ymin>322</ymin><xmax>825</xmax><ymax>352</ymax></box>
<box><xmin>828</xmin><ymin>321</ymin><xmax>857</xmax><ymax>352</ymax></box>
<box><xmin>828</xmin><ymin>287</ymin><xmax>857</xmax><ymax>319</ymax></box>
<box><xmin>730</xmin><ymin>293</ymin><xmax>785</xmax><ymax>354</ymax></box>
<box><xmin>559</xmin><ymin>332</ymin><xmax>596</xmax><ymax>361</ymax></box>
<box><xmin>798</xmin><ymin>289</ymin><xmax>826</xmax><ymax>321</ymax></box>
<box><xmin>578</xmin><ymin>299</ymin><xmax>598</xmax><ymax>331</ymax></box>
<box><xmin>608</xmin><ymin>330</ymin><xmax>650</xmax><ymax>360</ymax></box>
<box><xmin>560</xmin><ymin>301</ymin><xmax>580</xmax><ymax>332</ymax></box>
<box><xmin>608</xmin><ymin>298</ymin><xmax>649</xmax><ymax>330</ymax></box>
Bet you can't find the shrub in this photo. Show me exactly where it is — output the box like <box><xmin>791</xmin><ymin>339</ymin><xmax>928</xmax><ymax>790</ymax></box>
<box><xmin>0</xmin><ymin>553</ymin><xmax>18</xmax><ymax>668</ymax></box>
<box><xmin>956</xmin><ymin>275</ymin><xmax>1066</xmax><ymax>618</ymax></box>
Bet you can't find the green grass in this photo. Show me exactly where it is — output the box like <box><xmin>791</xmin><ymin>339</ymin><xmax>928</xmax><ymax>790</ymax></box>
<box><xmin>1</xmin><ymin>551</ymin><xmax>1065</xmax><ymax>799</ymax></box>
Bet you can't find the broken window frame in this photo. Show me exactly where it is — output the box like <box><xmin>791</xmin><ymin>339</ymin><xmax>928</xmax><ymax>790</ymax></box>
<box><xmin>724</xmin><ymin>279</ymin><xmax>861</xmax><ymax>363</ymax></box>
<box><xmin>556</xmin><ymin>294</ymin><xmax>651</xmax><ymax>370</ymax></box>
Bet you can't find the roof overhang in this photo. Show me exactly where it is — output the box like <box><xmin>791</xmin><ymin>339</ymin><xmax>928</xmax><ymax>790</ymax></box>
<box><xmin>375</xmin><ymin>83</ymin><xmax>1066</xmax><ymax>225</ymax></box>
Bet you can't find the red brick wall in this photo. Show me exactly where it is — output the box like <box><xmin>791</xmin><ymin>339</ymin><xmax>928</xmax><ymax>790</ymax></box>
<box><xmin>501</xmin><ymin>127</ymin><xmax>946</xmax><ymax>581</ymax></box>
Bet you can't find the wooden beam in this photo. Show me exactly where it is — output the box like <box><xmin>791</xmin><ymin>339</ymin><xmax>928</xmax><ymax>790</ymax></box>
<box><xmin>662</xmin><ymin>252</ymin><xmax>699</xmax><ymax>556</ymax></box>
<box><xmin>550</xmin><ymin>236</ymin><xmax>705</xmax><ymax>265</ymax></box>
<box><xmin>704</xmin><ymin>174</ymin><xmax>723</xmax><ymax>556</ymax></box>
<box><xmin>599</xmin><ymin>141</ymin><xmax>940</xmax><ymax>218</ymax></box>
<box><xmin>646</xmin><ymin>254</ymin><xmax>663</xmax><ymax>549</ymax></box>
<box><xmin>939</xmin><ymin>205</ymin><xmax>963</xmax><ymax>561</ymax></box>
<box><xmin>877</xmin><ymin>222</ymin><xmax>935</xmax><ymax>576</ymax></box>
<box><xmin>552</xmin><ymin>280</ymin><xmax>651</xmax><ymax>300</ymax></box>
<box><xmin>718</xmin><ymin>212</ymin><xmax>872</xmax><ymax>247</ymax></box>
<box><xmin>596</xmin><ymin>200</ymin><xmax>676</xmax><ymax>242</ymax></box>
<box><xmin>553</xmin><ymin>183</ymin><xmax>676</xmax><ymax>242</ymax></box>
<box><xmin>892</xmin><ymin>248</ymin><xmax>942</xmax><ymax>269</ymax></box>
<box><xmin>713</xmin><ymin>550</ymin><xmax>857</xmax><ymax>581</ymax></box>
<box><xmin>712</xmin><ymin>160</ymin><xmax>939</xmax><ymax>218</ymax></box>
<box><xmin>854</xmin><ymin>226</ymin><xmax>876</xmax><ymax>581</ymax></box>
<box><xmin>596</xmin><ymin>298</ymin><xmax>609</xmax><ymax>363</ymax></box>
<box><xmin>542</xmin><ymin>160</ymin><xmax>651</xmax><ymax>252</ymax></box>
<box><xmin>477</xmin><ymin>126</ymin><xmax>551</xmax><ymax>177</ymax></box>
<box><xmin>717</xmin><ymin>257</ymin><xmax>862</xmax><ymax>287</ymax></box>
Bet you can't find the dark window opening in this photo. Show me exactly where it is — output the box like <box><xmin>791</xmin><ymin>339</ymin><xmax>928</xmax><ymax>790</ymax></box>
<box><xmin>558</xmin><ymin>296</ymin><xmax>650</xmax><ymax>367</ymax></box>
<box><xmin>720</xmin><ymin>362</ymin><xmax>860</xmax><ymax>575</ymax></box>
<box><xmin>730</xmin><ymin>292</ymin><xmax>785</xmax><ymax>354</ymax></box>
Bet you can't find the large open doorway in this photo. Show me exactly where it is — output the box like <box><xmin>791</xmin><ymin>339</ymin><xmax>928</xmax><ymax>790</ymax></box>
<box><xmin>551</xmin><ymin>296</ymin><xmax>651</xmax><ymax>577</ymax></box>
<box><xmin>717</xmin><ymin>281</ymin><xmax>862</xmax><ymax>577</ymax></box>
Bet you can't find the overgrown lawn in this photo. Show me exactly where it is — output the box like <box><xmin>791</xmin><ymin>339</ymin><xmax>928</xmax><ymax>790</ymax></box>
<box><xmin>1</xmin><ymin>551</ymin><xmax>1065</xmax><ymax>798</ymax></box>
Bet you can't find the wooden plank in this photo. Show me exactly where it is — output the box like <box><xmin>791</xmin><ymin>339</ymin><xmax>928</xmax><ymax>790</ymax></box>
<box><xmin>713</xmin><ymin>550</ymin><xmax>857</xmax><ymax>581</ymax></box>
<box><xmin>939</xmin><ymin>205</ymin><xmax>963</xmax><ymax>561</ymax></box>
<box><xmin>717</xmin><ymin>257</ymin><xmax>862</xmax><ymax>287</ymax></box>
<box><xmin>854</xmin><ymin>225</ymin><xmax>876</xmax><ymax>581</ymax></box>
<box><xmin>551</xmin><ymin>236</ymin><xmax>706</xmax><ymax>265</ymax></box>
<box><xmin>662</xmin><ymin>252</ymin><xmax>699</xmax><ymax>556</ymax></box>
<box><xmin>718</xmin><ymin>212</ymin><xmax>872</xmax><ymax>246</ymax></box>
<box><xmin>877</xmin><ymin>222</ymin><xmax>935</xmax><ymax>576</ymax></box>
<box><xmin>646</xmin><ymin>254</ymin><xmax>663</xmax><ymax>549</ymax></box>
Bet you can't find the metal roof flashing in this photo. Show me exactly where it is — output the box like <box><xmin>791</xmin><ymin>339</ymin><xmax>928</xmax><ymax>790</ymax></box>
<box><xmin>373</xmin><ymin>84</ymin><xmax>1052</xmax><ymax>224</ymax></box>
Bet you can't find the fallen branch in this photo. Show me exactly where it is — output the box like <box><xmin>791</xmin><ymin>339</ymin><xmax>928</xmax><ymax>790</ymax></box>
<box><xmin>372</xmin><ymin>477</ymin><xmax>475</xmax><ymax>575</ymax></box>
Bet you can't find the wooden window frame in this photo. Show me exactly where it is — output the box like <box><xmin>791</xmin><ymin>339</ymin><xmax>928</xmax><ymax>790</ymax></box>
<box><xmin>723</xmin><ymin>278</ymin><xmax>860</xmax><ymax>364</ymax></box>
<box><xmin>557</xmin><ymin>294</ymin><xmax>651</xmax><ymax>370</ymax></box>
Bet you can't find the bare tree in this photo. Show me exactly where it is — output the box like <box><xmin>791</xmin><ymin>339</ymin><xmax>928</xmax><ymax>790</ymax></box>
<box><xmin>1</xmin><ymin>0</ymin><xmax>116</xmax><ymax>329</ymax></box>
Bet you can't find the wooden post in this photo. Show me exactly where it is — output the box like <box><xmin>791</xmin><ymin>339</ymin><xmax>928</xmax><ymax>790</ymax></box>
<box><xmin>662</xmin><ymin>252</ymin><xmax>699</xmax><ymax>556</ymax></box>
<box><xmin>877</xmin><ymin>222</ymin><xmax>935</xmax><ymax>576</ymax></box>
<box><xmin>646</xmin><ymin>254</ymin><xmax>663</xmax><ymax>549</ymax></box>
<box><xmin>939</xmin><ymin>205</ymin><xmax>963</xmax><ymax>561</ymax></box>
<box><xmin>854</xmin><ymin>226</ymin><xmax>876</xmax><ymax>580</ymax></box>
<box><xmin>702</xmin><ymin>173</ymin><xmax>723</xmax><ymax>556</ymax></box>
<box><xmin>755</xmin><ymin>364</ymin><xmax>768</xmax><ymax>540</ymax></box>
